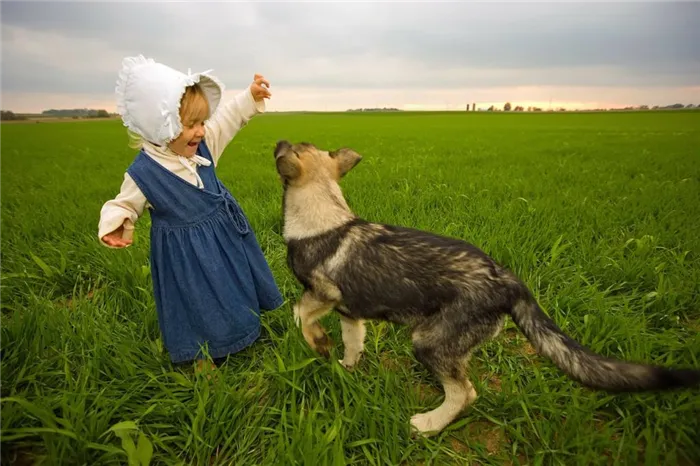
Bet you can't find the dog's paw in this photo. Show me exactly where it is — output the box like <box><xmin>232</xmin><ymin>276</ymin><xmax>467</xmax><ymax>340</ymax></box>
<box><xmin>338</xmin><ymin>350</ymin><xmax>363</xmax><ymax>370</ymax></box>
<box><xmin>338</xmin><ymin>359</ymin><xmax>356</xmax><ymax>370</ymax></box>
<box><xmin>410</xmin><ymin>413</ymin><xmax>441</xmax><ymax>437</ymax></box>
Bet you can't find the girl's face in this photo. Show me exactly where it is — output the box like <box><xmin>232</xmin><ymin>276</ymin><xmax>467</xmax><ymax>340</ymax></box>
<box><xmin>167</xmin><ymin>85</ymin><xmax>209</xmax><ymax>158</ymax></box>
<box><xmin>168</xmin><ymin>120</ymin><xmax>206</xmax><ymax>158</ymax></box>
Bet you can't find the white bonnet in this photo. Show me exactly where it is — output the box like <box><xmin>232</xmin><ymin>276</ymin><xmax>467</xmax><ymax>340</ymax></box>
<box><xmin>115</xmin><ymin>55</ymin><xmax>225</xmax><ymax>146</ymax></box>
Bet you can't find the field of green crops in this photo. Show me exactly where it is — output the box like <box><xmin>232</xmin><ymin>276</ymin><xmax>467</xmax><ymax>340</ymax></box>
<box><xmin>2</xmin><ymin>110</ymin><xmax>700</xmax><ymax>465</ymax></box>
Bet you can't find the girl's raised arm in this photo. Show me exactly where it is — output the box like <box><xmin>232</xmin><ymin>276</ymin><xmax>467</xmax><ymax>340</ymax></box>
<box><xmin>205</xmin><ymin>75</ymin><xmax>271</xmax><ymax>165</ymax></box>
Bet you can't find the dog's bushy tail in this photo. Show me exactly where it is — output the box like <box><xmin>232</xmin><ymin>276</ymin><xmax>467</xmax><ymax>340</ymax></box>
<box><xmin>509</xmin><ymin>292</ymin><xmax>700</xmax><ymax>392</ymax></box>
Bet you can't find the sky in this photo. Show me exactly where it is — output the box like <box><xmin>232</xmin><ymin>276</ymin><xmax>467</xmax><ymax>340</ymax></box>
<box><xmin>1</xmin><ymin>1</ymin><xmax>699</xmax><ymax>113</ymax></box>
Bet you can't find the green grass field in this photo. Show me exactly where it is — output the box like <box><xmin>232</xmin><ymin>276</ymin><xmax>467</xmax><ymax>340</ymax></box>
<box><xmin>2</xmin><ymin>111</ymin><xmax>700</xmax><ymax>465</ymax></box>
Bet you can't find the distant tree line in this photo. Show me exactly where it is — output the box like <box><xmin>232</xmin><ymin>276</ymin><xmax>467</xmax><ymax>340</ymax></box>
<box><xmin>1</xmin><ymin>110</ymin><xmax>27</xmax><ymax>121</ymax></box>
<box><xmin>480</xmin><ymin>102</ymin><xmax>697</xmax><ymax>112</ymax></box>
<box><xmin>1</xmin><ymin>108</ymin><xmax>119</xmax><ymax>121</ymax></box>
<box><xmin>42</xmin><ymin>108</ymin><xmax>112</xmax><ymax>118</ymax></box>
<box><xmin>346</xmin><ymin>107</ymin><xmax>402</xmax><ymax>112</ymax></box>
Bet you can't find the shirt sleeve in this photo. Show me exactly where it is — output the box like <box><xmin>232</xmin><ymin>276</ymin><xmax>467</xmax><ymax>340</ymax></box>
<box><xmin>98</xmin><ymin>172</ymin><xmax>148</xmax><ymax>248</ymax></box>
<box><xmin>205</xmin><ymin>86</ymin><xmax>265</xmax><ymax>166</ymax></box>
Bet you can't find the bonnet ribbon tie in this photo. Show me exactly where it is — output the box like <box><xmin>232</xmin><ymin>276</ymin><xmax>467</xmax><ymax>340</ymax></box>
<box><xmin>186</xmin><ymin>68</ymin><xmax>214</xmax><ymax>84</ymax></box>
<box><xmin>177</xmin><ymin>155</ymin><xmax>210</xmax><ymax>189</ymax></box>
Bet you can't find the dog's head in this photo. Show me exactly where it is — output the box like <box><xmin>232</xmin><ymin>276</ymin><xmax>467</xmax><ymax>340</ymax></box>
<box><xmin>273</xmin><ymin>140</ymin><xmax>362</xmax><ymax>186</ymax></box>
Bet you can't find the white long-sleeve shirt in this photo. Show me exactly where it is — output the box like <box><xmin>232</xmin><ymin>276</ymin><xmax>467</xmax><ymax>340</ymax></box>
<box><xmin>98</xmin><ymin>86</ymin><xmax>264</xmax><ymax>247</ymax></box>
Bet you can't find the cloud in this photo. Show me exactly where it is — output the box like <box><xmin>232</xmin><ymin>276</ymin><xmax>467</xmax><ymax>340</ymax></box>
<box><xmin>1</xmin><ymin>25</ymin><xmax>131</xmax><ymax>94</ymax></box>
<box><xmin>1</xmin><ymin>1</ymin><xmax>698</xmax><ymax>111</ymax></box>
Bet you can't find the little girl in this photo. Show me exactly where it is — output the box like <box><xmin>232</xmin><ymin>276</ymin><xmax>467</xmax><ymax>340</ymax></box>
<box><xmin>99</xmin><ymin>55</ymin><xmax>284</xmax><ymax>370</ymax></box>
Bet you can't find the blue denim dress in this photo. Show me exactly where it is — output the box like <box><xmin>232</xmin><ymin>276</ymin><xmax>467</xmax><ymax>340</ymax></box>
<box><xmin>126</xmin><ymin>140</ymin><xmax>284</xmax><ymax>363</ymax></box>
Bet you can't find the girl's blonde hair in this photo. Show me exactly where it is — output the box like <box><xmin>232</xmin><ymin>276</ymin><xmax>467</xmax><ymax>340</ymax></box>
<box><xmin>179</xmin><ymin>83</ymin><xmax>210</xmax><ymax>127</ymax></box>
<box><xmin>126</xmin><ymin>83</ymin><xmax>210</xmax><ymax>149</ymax></box>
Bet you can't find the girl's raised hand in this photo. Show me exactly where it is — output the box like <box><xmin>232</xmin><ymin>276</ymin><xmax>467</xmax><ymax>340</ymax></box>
<box><xmin>251</xmin><ymin>74</ymin><xmax>271</xmax><ymax>102</ymax></box>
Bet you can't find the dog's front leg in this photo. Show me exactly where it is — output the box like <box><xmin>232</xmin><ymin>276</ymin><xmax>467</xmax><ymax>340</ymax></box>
<box><xmin>293</xmin><ymin>291</ymin><xmax>335</xmax><ymax>358</ymax></box>
<box><xmin>339</xmin><ymin>315</ymin><xmax>366</xmax><ymax>369</ymax></box>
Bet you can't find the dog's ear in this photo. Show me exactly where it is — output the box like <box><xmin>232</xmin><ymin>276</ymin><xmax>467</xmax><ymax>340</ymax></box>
<box><xmin>330</xmin><ymin>148</ymin><xmax>362</xmax><ymax>178</ymax></box>
<box><xmin>276</xmin><ymin>153</ymin><xmax>302</xmax><ymax>180</ymax></box>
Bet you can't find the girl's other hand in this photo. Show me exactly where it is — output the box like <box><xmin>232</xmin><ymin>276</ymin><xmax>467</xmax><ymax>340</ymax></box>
<box><xmin>101</xmin><ymin>224</ymin><xmax>133</xmax><ymax>248</ymax></box>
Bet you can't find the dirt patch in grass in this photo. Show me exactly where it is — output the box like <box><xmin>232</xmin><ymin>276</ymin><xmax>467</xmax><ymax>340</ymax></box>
<box><xmin>414</xmin><ymin>381</ymin><xmax>441</xmax><ymax>403</ymax></box>
<box><xmin>519</xmin><ymin>342</ymin><xmax>537</xmax><ymax>356</ymax></box>
<box><xmin>468</xmin><ymin>421</ymin><xmax>506</xmax><ymax>455</ymax></box>
<box><xmin>507</xmin><ymin>453</ymin><xmax>531</xmax><ymax>466</ymax></box>
<box><xmin>449</xmin><ymin>437</ymin><xmax>470</xmax><ymax>454</ymax></box>
<box><xmin>2</xmin><ymin>448</ymin><xmax>44</xmax><ymax>466</ymax></box>
<box><xmin>55</xmin><ymin>289</ymin><xmax>96</xmax><ymax>308</ymax></box>
<box><xmin>503</xmin><ymin>328</ymin><xmax>521</xmax><ymax>341</ymax></box>
<box><xmin>686</xmin><ymin>318</ymin><xmax>700</xmax><ymax>333</ymax></box>
<box><xmin>450</xmin><ymin>421</ymin><xmax>531</xmax><ymax>465</ymax></box>
<box><xmin>500</xmin><ymin>328</ymin><xmax>537</xmax><ymax>358</ymax></box>
<box><xmin>478</xmin><ymin>373</ymin><xmax>503</xmax><ymax>392</ymax></box>
<box><xmin>450</xmin><ymin>421</ymin><xmax>506</xmax><ymax>454</ymax></box>
<box><xmin>379</xmin><ymin>351</ymin><xmax>413</xmax><ymax>372</ymax></box>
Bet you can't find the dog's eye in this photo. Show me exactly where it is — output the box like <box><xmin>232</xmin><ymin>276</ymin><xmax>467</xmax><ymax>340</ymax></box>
<box><xmin>292</xmin><ymin>150</ymin><xmax>300</xmax><ymax>159</ymax></box>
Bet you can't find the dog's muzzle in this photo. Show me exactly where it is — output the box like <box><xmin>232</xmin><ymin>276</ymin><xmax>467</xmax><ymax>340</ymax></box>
<box><xmin>274</xmin><ymin>140</ymin><xmax>292</xmax><ymax>159</ymax></box>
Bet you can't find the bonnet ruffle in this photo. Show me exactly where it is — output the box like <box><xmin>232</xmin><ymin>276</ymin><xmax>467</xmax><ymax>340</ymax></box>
<box><xmin>115</xmin><ymin>55</ymin><xmax>225</xmax><ymax>146</ymax></box>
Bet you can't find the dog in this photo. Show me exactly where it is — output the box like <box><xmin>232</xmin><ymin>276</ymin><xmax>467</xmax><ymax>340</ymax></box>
<box><xmin>272</xmin><ymin>140</ymin><xmax>700</xmax><ymax>436</ymax></box>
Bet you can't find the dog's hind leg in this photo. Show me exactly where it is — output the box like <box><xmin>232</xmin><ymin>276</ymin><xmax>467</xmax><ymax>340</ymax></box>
<box><xmin>409</xmin><ymin>315</ymin><xmax>503</xmax><ymax>436</ymax></box>
<box><xmin>339</xmin><ymin>315</ymin><xmax>366</xmax><ymax>369</ymax></box>
<box><xmin>409</xmin><ymin>344</ymin><xmax>476</xmax><ymax>436</ymax></box>
<box><xmin>294</xmin><ymin>291</ymin><xmax>336</xmax><ymax>358</ymax></box>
